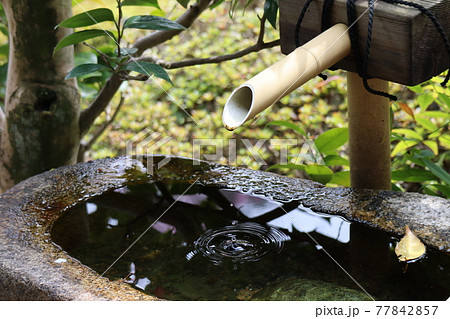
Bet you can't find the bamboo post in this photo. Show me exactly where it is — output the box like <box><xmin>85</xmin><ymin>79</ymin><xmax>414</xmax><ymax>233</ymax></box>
<box><xmin>347</xmin><ymin>72</ymin><xmax>391</xmax><ymax>287</ymax></box>
<box><xmin>347</xmin><ymin>72</ymin><xmax>391</xmax><ymax>190</ymax></box>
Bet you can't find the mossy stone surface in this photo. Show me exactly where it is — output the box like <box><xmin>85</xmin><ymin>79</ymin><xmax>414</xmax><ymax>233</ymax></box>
<box><xmin>252</xmin><ymin>278</ymin><xmax>372</xmax><ymax>301</ymax></box>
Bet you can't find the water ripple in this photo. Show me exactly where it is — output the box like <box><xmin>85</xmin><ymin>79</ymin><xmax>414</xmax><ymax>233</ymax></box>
<box><xmin>186</xmin><ymin>222</ymin><xmax>290</xmax><ymax>264</ymax></box>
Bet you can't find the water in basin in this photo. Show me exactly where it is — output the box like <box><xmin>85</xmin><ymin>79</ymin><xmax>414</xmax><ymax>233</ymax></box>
<box><xmin>51</xmin><ymin>181</ymin><xmax>450</xmax><ymax>300</ymax></box>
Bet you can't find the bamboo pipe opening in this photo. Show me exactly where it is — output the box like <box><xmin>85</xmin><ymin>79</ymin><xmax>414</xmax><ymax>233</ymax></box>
<box><xmin>223</xmin><ymin>23</ymin><xmax>351</xmax><ymax>131</ymax></box>
<box><xmin>222</xmin><ymin>85</ymin><xmax>254</xmax><ymax>130</ymax></box>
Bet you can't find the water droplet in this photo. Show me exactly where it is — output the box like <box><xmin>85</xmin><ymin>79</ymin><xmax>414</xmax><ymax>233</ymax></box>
<box><xmin>187</xmin><ymin>222</ymin><xmax>290</xmax><ymax>264</ymax></box>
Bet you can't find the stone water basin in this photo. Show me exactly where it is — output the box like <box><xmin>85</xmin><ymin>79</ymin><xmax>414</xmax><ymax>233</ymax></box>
<box><xmin>0</xmin><ymin>155</ymin><xmax>449</xmax><ymax>300</ymax></box>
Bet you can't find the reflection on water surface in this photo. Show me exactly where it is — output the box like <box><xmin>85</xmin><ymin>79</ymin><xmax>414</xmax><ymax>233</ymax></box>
<box><xmin>51</xmin><ymin>181</ymin><xmax>449</xmax><ymax>300</ymax></box>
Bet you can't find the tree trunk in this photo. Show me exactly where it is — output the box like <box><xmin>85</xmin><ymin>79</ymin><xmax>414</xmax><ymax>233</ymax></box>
<box><xmin>0</xmin><ymin>0</ymin><xmax>80</xmax><ymax>193</ymax></box>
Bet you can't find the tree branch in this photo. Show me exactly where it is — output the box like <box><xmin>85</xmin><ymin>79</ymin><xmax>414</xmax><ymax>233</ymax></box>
<box><xmin>133</xmin><ymin>0</ymin><xmax>214</xmax><ymax>55</ymax></box>
<box><xmin>138</xmin><ymin>13</ymin><xmax>280</xmax><ymax>69</ymax></box>
<box><xmin>79</xmin><ymin>0</ymin><xmax>213</xmax><ymax>137</ymax></box>
<box><xmin>139</xmin><ymin>39</ymin><xmax>280</xmax><ymax>69</ymax></box>
<box><xmin>78</xmin><ymin>93</ymin><xmax>124</xmax><ymax>161</ymax></box>
<box><xmin>79</xmin><ymin>73</ymin><xmax>123</xmax><ymax>137</ymax></box>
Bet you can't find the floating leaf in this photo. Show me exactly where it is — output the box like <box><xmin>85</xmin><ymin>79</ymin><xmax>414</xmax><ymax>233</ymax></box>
<box><xmin>65</xmin><ymin>63</ymin><xmax>110</xmax><ymax>79</ymax></box>
<box><xmin>266</xmin><ymin>120</ymin><xmax>306</xmax><ymax>136</ymax></box>
<box><xmin>395</xmin><ymin>225</ymin><xmax>426</xmax><ymax>262</ymax></box>
<box><xmin>123</xmin><ymin>15</ymin><xmax>185</xmax><ymax>31</ymax></box>
<box><xmin>54</xmin><ymin>29</ymin><xmax>115</xmax><ymax>52</ymax></box>
<box><xmin>56</xmin><ymin>8</ymin><xmax>115</xmax><ymax>29</ymax></box>
<box><xmin>123</xmin><ymin>61</ymin><xmax>172</xmax><ymax>84</ymax></box>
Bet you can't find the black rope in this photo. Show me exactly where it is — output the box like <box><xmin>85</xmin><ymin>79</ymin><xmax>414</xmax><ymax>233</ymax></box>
<box><xmin>295</xmin><ymin>0</ymin><xmax>450</xmax><ymax>99</ymax></box>
<box><xmin>363</xmin><ymin>0</ymin><xmax>398</xmax><ymax>99</ymax></box>
<box><xmin>295</xmin><ymin>0</ymin><xmax>315</xmax><ymax>48</ymax></box>
<box><xmin>321</xmin><ymin>0</ymin><xmax>335</xmax><ymax>31</ymax></box>
<box><xmin>346</xmin><ymin>0</ymin><xmax>397</xmax><ymax>99</ymax></box>
<box><xmin>295</xmin><ymin>0</ymin><xmax>328</xmax><ymax>80</ymax></box>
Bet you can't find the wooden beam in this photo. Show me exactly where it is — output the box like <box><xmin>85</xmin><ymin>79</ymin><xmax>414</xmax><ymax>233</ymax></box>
<box><xmin>280</xmin><ymin>0</ymin><xmax>450</xmax><ymax>85</ymax></box>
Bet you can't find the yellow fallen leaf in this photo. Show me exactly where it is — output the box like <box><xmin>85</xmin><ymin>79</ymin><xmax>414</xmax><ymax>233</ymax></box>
<box><xmin>395</xmin><ymin>225</ymin><xmax>426</xmax><ymax>262</ymax></box>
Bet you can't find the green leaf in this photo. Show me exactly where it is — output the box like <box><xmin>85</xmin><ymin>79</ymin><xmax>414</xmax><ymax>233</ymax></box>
<box><xmin>422</xmin><ymin>158</ymin><xmax>450</xmax><ymax>185</ymax></box>
<box><xmin>391</xmin><ymin>139</ymin><xmax>419</xmax><ymax>157</ymax></box>
<box><xmin>420</xmin><ymin>111</ymin><xmax>450</xmax><ymax>119</ymax></box>
<box><xmin>65</xmin><ymin>63</ymin><xmax>110</xmax><ymax>79</ymax></box>
<box><xmin>438</xmin><ymin>134</ymin><xmax>450</xmax><ymax>149</ymax></box>
<box><xmin>408</xmin><ymin>85</ymin><xmax>423</xmax><ymax>94</ymax></box>
<box><xmin>417</xmin><ymin>94</ymin><xmax>434</xmax><ymax>110</ymax></box>
<box><xmin>391</xmin><ymin>128</ymin><xmax>422</xmax><ymax>140</ymax></box>
<box><xmin>437</xmin><ymin>93</ymin><xmax>450</xmax><ymax>108</ymax></box>
<box><xmin>415</xmin><ymin>116</ymin><xmax>438</xmax><ymax>132</ymax></box>
<box><xmin>0</xmin><ymin>63</ymin><xmax>8</xmax><ymax>84</ymax></box>
<box><xmin>391</xmin><ymin>169</ymin><xmax>436</xmax><ymax>182</ymax></box>
<box><xmin>323</xmin><ymin>155</ymin><xmax>349</xmax><ymax>166</ymax></box>
<box><xmin>264</xmin><ymin>0</ymin><xmax>279</xmax><ymax>29</ymax></box>
<box><xmin>54</xmin><ymin>29</ymin><xmax>115</xmax><ymax>52</ymax></box>
<box><xmin>427</xmin><ymin>184</ymin><xmax>450</xmax><ymax>198</ymax></box>
<box><xmin>267</xmin><ymin>163</ymin><xmax>333</xmax><ymax>184</ymax></box>
<box><xmin>56</xmin><ymin>8</ymin><xmax>115</xmax><ymax>29</ymax></box>
<box><xmin>423</xmin><ymin>140</ymin><xmax>438</xmax><ymax>155</ymax></box>
<box><xmin>176</xmin><ymin>0</ymin><xmax>190</xmax><ymax>8</ymax></box>
<box><xmin>391</xmin><ymin>183</ymin><xmax>403</xmax><ymax>192</ymax></box>
<box><xmin>116</xmin><ymin>47</ymin><xmax>138</xmax><ymax>55</ymax></box>
<box><xmin>315</xmin><ymin>127</ymin><xmax>348</xmax><ymax>155</ymax></box>
<box><xmin>0</xmin><ymin>24</ymin><xmax>7</xmax><ymax>37</ymax></box>
<box><xmin>123</xmin><ymin>61</ymin><xmax>172</xmax><ymax>84</ymax></box>
<box><xmin>328</xmin><ymin>170</ymin><xmax>350</xmax><ymax>187</ymax></box>
<box><xmin>266</xmin><ymin>120</ymin><xmax>306</xmax><ymax>136</ymax></box>
<box><xmin>411</xmin><ymin>148</ymin><xmax>434</xmax><ymax>159</ymax></box>
<box><xmin>210</xmin><ymin>0</ymin><xmax>225</xmax><ymax>10</ymax></box>
<box><xmin>0</xmin><ymin>43</ymin><xmax>9</xmax><ymax>57</ymax></box>
<box><xmin>122</xmin><ymin>0</ymin><xmax>161</xmax><ymax>10</ymax></box>
<box><xmin>303</xmin><ymin>165</ymin><xmax>334</xmax><ymax>184</ymax></box>
<box><xmin>123</xmin><ymin>15</ymin><xmax>185</xmax><ymax>31</ymax></box>
<box><xmin>267</xmin><ymin>163</ymin><xmax>304</xmax><ymax>171</ymax></box>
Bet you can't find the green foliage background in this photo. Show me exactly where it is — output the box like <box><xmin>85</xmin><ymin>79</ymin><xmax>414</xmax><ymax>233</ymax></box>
<box><xmin>0</xmin><ymin>0</ymin><xmax>449</xmax><ymax>197</ymax></box>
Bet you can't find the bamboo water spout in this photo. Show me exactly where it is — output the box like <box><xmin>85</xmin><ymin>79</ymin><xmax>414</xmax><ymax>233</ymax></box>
<box><xmin>223</xmin><ymin>23</ymin><xmax>351</xmax><ymax>130</ymax></box>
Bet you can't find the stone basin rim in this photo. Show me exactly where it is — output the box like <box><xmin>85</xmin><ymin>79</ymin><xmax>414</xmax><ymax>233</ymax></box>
<box><xmin>0</xmin><ymin>155</ymin><xmax>449</xmax><ymax>300</ymax></box>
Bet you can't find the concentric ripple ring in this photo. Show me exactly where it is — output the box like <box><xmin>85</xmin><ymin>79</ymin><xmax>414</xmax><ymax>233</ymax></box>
<box><xmin>187</xmin><ymin>222</ymin><xmax>290</xmax><ymax>264</ymax></box>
